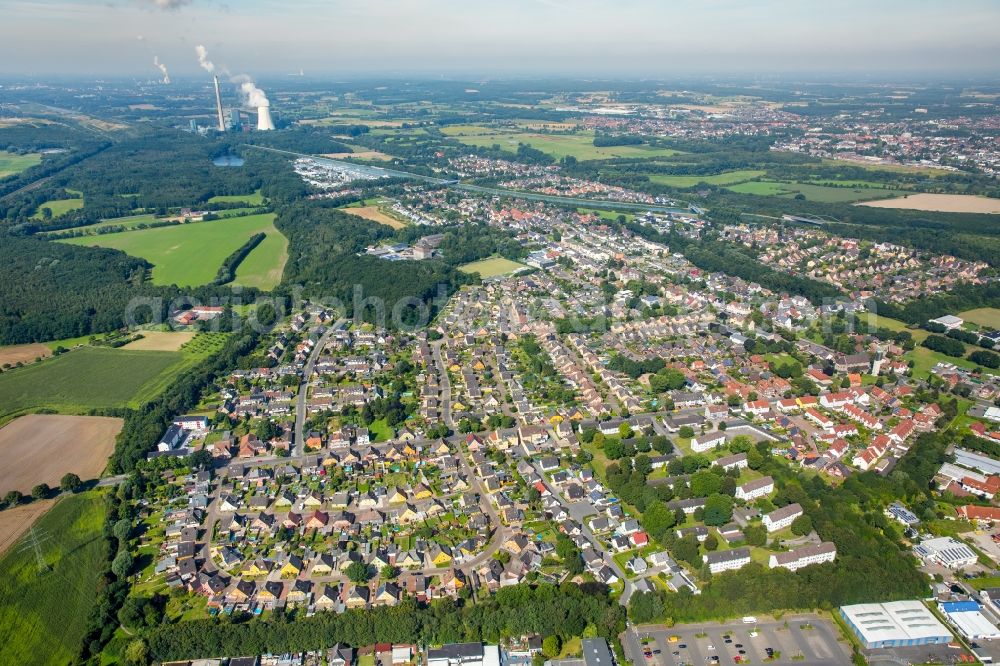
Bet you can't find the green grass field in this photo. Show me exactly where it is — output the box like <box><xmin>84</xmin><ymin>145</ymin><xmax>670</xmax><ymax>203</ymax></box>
<box><xmin>0</xmin><ymin>491</ymin><xmax>106</xmax><ymax>666</ymax></box>
<box><xmin>31</xmin><ymin>189</ymin><xmax>84</xmax><ymax>219</ymax></box>
<box><xmin>0</xmin><ymin>151</ymin><xmax>41</xmax><ymax>179</ymax></box>
<box><xmin>61</xmin><ymin>213</ymin><xmax>286</xmax><ymax>287</ymax></box>
<box><xmin>959</xmin><ymin>308</ymin><xmax>1000</xmax><ymax>330</ymax></box>
<box><xmin>208</xmin><ymin>188</ymin><xmax>265</xmax><ymax>205</ymax></box>
<box><xmin>232</xmin><ymin>227</ymin><xmax>289</xmax><ymax>291</ymax></box>
<box><xmin>445</xmin><ymin>127</ymin><xmax>684</xmax><ymax>161</ymax></box>
<box><xmin>649</xmin><ymin>169</ymin><xmax>765</xmax><ymax>188</ymax></box>
<box><xmin>726</xmin><ymin>180</ymin><xmax>894</xmax><ymax>203</ymax></box>
<box><xmin>458</xmin><ymin>256</ymin><xmax>527</xmax><ymax>278</ymax></box>
<box><xmin>0</xmin><ymin>334</ymin><xmax>227</xmax><ymax>423</ymax></box>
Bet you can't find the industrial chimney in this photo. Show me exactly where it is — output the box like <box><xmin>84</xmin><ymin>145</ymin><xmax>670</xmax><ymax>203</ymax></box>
<box><xmin>213</xmin><ymin>75</ymin><xmax>225</xmax><ymax>132</ymax></box>
<box><xmin>257</xmin><ymin>105</ymin><xmax>275</xmax><ymax>131</ymax></box>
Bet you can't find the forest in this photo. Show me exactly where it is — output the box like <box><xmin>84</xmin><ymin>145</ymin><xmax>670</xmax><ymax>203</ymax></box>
<box><xmin>274</xmin><ymin>205</ymin><xmax>511</xmax><ymax>327</ymax></box>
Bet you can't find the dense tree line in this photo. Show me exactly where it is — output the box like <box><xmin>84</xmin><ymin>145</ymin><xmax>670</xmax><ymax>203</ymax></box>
<box><xmin>921</xmin><ymin>334</ymin><xmax>966</xmax><ymax>358</ymax></box>
<box><xmin>593</xmin><ymin>135</ymin><xmax>644</xmax><ymax>147</ymax></box>
<box><xmin>873</xmin><ymin>281</ymin><xmax>1000</xmax><ymax>325</ymax></box>
<box><xmin>214</xmin><ymin>233</ymin><xmax>266</xmax><ymax>285</ymax></box>
<box><xmin>145</xmin><ymin>583</ymin><xmax>623</xmax><ymax>661</ymax></box>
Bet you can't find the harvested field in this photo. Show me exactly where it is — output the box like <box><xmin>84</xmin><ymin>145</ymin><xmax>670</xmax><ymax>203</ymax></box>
<box><xmin>322</xmin><ymin>150</ymin><xmax>393</xmax><ymax>161</ymax></box>
<box><xmin>0</xmin><ymin>414</ymin><xmax>121</xmax><ymax>493</ymax></box>
<box><xmin>0</xmin><ymin>343</ymin><xmax>50</xmax><ymax>366</ymax></box>
<box><xmin>0</xmin><ymin>499</ymin><xmax>55</xmax><ymax>556</ymax></box>
<box><xmin>121</xmin><ymin>331</ymin><xmax>196</xmax><ymax>351</ymax></box>
<box><xmin>343</xmin><ymin>205</ymin><xmax>407</xmax><ymax>229</ymax></box>
<box><xmin>858</xmin><ymin>193</ymin><xmax>1000</xmax><ymax>213</ymax></box>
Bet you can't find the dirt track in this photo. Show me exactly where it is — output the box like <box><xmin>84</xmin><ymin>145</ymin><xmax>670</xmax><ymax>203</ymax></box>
<box><xmin>0</xmin><ymin>414</ymin><xmax>122</xmax><ymax>494</ymax></box>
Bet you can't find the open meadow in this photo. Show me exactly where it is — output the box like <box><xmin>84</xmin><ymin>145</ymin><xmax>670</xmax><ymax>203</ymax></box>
<box><xmin>31</xmin><ymin>189</ymin><xmax>84</xmax><ymax>219</ymax></box>
<box><xmin>443</xmin><ymin>126</ymin><xmax>684</xmax><ymax>161</ymax></box>
<box><xmin>0</xmin><ymin>343</ymin><xmax>51</xmax><ymax>367</ymax></box>
<box><xmin>959</xmin><ymin>308</ymin><xmax>1000</xmax><ymax>329</ymax></box>
<box><xmin>0</xmin><ymin>150</ymin><xmax>41</xmax><ymax>179</ymax></box>
<box><xmin>727</xmin><ymin>180</ymin><xmax>895</xmax><ymax>203</ymax></box>
<box><xmin>459</xmin><ymin>256</ymin><xmax>527</xmax><ymax>278</ymax></box>
<box><xmin>60</xmin><ymin>213</ymin><xmax>286</xmax><ymax>287</ymax></box>
<box><xmin>0</xmin><ymin>334</ymin><xmax>226</xmax><ymax>424</ymax></box>
<box><xmin>0</xmin><ymin>491</ymin><xmax>107</xmax><ymax>666</ymax></box>
<box><xmin>232</xmin><ymin>228</ymin><xmax>289</xmax><ymax>290</ymax></box>
<box><xmin>859</xmin><ymin>193</ymin><xmax>1000</xmax><ymax>214</ymax></box>
<box><xmin>208</xmin><ymin>188</ymin><xmax>265</xmax><ymax>205</ymax></box>
<box><xmin>0</xmin><ymin>414</ymin><xmax>121</xmax><ymax>493</ymax></box>
<box><xmin>342</xmin><ymin>205</ymin><xmax>408</xmax><ymax>229</ymax></box>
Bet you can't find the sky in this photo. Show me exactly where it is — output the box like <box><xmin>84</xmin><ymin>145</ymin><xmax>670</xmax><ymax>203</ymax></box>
<box><xmin>1</xmin><ymin>0</ymin><xmax>999</xmax><ymax>78</ymax></box>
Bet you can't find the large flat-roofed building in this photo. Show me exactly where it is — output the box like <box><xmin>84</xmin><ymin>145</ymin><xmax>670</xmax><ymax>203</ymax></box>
<box><xmin>939</xmin><ymin>601</ymin><xmax>1000</xmax><ymax>640</ymax></box>
<box><xmin>840</xmin><ymin>600</ymin><xmax>953</xmax><ymax>649</ymax></box>
<box><xmin>768</xmin><ymin>541</ymin><xmax>837</xmax><ymax>571</ymax></box>
<box><xmin>703</xmin><ymin>547</ymin><xmax>751</xmax><ymax>574</ymax></box>
<box><xmin>913</xmin><ymin>536</ymin><xmax>978</xmax><ymax>570</ymax></box>
<box><xmin>427</xmin><ymin>643</ymin><xmax>500</xmax><ymax>666</ymax></box>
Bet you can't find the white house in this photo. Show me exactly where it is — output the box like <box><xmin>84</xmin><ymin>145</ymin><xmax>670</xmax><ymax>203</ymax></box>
<box><xmin>763</xmin><ymin>503</ymin><xmax>803</xmax><ymax>533</ymax></box>
<box><xmin>769</xmin><ymin>542</ymin><xmax>836</xmax><ymax>571</ymax></box>
<box><xmin>703</xmin><ymin>547</ymin><xmax>751</xmax><ymax>574</ymax></box>
<box><xmin>736</xmin><ymin>476</ymin><xmax>774</xmax><ymax>501</ymax></box>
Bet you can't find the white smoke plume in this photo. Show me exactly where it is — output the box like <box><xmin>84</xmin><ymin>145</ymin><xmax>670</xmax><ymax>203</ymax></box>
<box><xmin>195</xmin><ymin>45</ymin><xmax>215</xmax><ymax>73</ymax></box>
<box><xmin>232</xmin><ymin>74</ymin><xmax>270</xmax><ymax>108</ymax></box>
<box><xmin>153</xmin><ymin>56</ymin><xmax>171</xmax><ymax>84</ymax></box>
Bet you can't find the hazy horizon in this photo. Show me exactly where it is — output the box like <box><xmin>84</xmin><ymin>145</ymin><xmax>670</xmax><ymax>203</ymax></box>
<box><xmin>2</xmin><ymin>0</ymin><xmax>1000</xmax><ymax>79</ymax></box>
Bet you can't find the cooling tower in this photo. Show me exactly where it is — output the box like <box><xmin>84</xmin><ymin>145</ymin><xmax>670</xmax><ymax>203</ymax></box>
<box><xmin>213</xmin><ymin>75</ymin><xmax>225</xmax><ymax>132</ymax></box>
<box><xmin>257</xmin><ymin>105</ymin><xmax>275</xmax><ymax>131</ymax></box>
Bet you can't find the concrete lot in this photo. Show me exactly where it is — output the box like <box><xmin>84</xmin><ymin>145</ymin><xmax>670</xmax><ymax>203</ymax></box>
<box><xmin>964</xmin><ymin>529</ymin><xmax>1000</xmax><ymax>566</ymax></box>
<box><xmin>627</xmin><ymin>615</ymin><xmax>852</xmax><ymax>666</ymax></box>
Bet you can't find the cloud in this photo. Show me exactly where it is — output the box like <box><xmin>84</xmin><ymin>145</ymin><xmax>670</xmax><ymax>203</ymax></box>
<box><xmin>139</xmin><ymin>0</ymin><xmax>192</xmax><ymax>10</ymax></box>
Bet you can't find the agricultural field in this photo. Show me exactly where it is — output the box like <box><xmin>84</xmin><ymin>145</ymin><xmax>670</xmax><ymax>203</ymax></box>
<box><xmin>322</xmin><ymin>149</ymin><xmax>394</xmax><ymax>161</ymax></box>
<box><xmin>0</xmin><ymin>150</ymin><xmax>41</xmax><ymax>179</ymax></box>
<box><xmin>0</xmin><ymin>334</ymin><xmax>226</xmax><ymax>423</ymax></box>
<box><xmin>208</xmin><ymin>188</ymin><xmax>265</xmax><ymax>205</ymax></box>
<box><xmin>458</xmin><ymin>256</ymin><xmax>527</xmax><ymax>278</ymax></box>
<box><xmin>959</xmin><ymin>308</ymin><xmax>1000</xmax><ymax>329</ymax></box>
<box><xmin>60</xmin><ymin>213</ymin><xmax>286</xmax><ymax>287</ymax></box>
<box><xmin>0</xmin><ymin>499</ymin><xmax>55</xmax><ymax>556</ymax></box>
<box><xmin>31</xmin><ymin>189</ymin><xmax>84</xmax><ymax>219</ymax></box>
<box><xmin>649</xmin><ymin>169</ymin><xmax>765</xmax><ymax>188</ymax></box>
<box><xmin>443</xmin><ymin>126</ymin><xmax>684</xmax><ymax>161</ymax></box>
<box><xmin>232</xmin><ymin>228</ymin><xmax>289</xmax><ymax>291</ymax></box>
<box><xmin>726</xmin><ymin>180</ymin><xmax>895</xmax><ymax>203</ymax></box>
<box><xmin>342</xmin><ymin>204</ymin><xmax>408</xmax><ymax>229</ymax></box>
<box><xmin>121</xmin><ymin>330</ymin><xmax>196</xmax><ymax>351</ymax></box>
<box><xmin>0</xmin><ymin>414</ymin><xmax>121</xmax><ymax>493</ymax></box>
<box><xmin>859</xmin><ymin>193</ymin><xmax>1000</xmax><ymax>214</ymax></box>
<box><xmin>0</xmin><ymin>491</ymin><xmax>107</xmax><ymax>666</ymax></box>
<box><xmin>0</xmin><ymin>343</ymin><xmax>51</xmax><ymax>367</ymax></box>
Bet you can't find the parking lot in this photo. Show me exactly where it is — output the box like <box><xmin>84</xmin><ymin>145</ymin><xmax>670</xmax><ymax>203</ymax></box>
<box><xmin>626</xmin><ymin>615</ymin><xmax>851</xmax><ymax>666</ymax></box>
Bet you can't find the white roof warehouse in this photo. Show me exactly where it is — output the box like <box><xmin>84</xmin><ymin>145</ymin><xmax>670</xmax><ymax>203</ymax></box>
<box><xmin>840</xmin><ymin>600</ymin><xmax>953</xmax><ymax>649</ymax></box>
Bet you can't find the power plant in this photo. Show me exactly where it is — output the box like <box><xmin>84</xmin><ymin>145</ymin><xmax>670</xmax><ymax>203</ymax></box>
<box><xmin>212</xmin><ymin>75</ymin><xmax>226</xmax><ymax>132</ymax></box>
<box><xmin>196</xmin><ymin>45</ymin><xmax>275</xmax><ymax>133</ymax></box>
<box><xmin>256</xmin><ymin>105</ymin><xmax>275</xmax><ymax>131</ymax></box>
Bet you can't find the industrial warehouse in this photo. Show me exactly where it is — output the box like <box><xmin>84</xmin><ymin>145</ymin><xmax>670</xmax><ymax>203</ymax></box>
<box><xmin>840</xmin><ymin>601</ymin><xmax>954</xmax><ymax>649</ymax></box>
